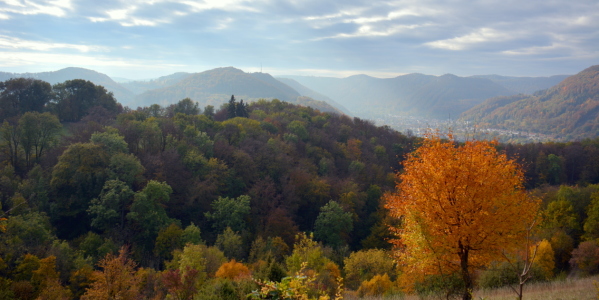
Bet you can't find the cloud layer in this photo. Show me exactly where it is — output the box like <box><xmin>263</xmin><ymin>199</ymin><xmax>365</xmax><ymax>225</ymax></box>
<box><xmin>0</xmin><ymin>0</ymin><xmax>597</xmax><ymax>78</ymax></box>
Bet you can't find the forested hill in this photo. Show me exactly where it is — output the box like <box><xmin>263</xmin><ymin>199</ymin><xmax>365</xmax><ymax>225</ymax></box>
<box><xmin>134</xmin><ymin>67</ymin><xmax>300</xmax><ymax>105</ymax></box>
<box><xmin>282</xmin><ymin>73</ymin><xmax>515</xmax><ymax>119</ymax></box>
<box><xmin>133</xmin><ymin>67</ymin><xmax>344</xmax><ymax>114</ymax></box>
<box><xmin>461</xmin><ymin>65</ymin><xmax>599</xmax><ymax>140</ymax></box>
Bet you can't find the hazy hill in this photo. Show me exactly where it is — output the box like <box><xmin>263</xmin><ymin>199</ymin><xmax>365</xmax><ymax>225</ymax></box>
<box><xmin>284</xmin><ymin>73</ymin><xmax>514</xmax><ymax>119</ymax></box>
<box><xmin>132</xmin><ymin>67</ymin><xmax>345</xmax><ymax>114</ymax></box>
<box><xmin>471</xmin><ymin>74</ymin><xmax>569</xmax><ymax>94</ymax></box>
<box><xmin>0</xmin><ymin>67</ymin><xmax>135</xmax><ymax>105</ymax></box>
<box><xmin>120</xmin><ymin>72</ymin><xmax>192</xmax><ymax>95</ymax></box>
<box><xmin>276</xmin><ymin>77</ymin><xmax>351</xmax><ymax>115</ymax></box>
<box><xmin>461</xmin><ymin>65</ymin><xmax>599</xmax><ymax>140</ymax></box>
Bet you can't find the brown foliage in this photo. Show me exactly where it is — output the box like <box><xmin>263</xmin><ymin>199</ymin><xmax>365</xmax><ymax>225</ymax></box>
<box><xmin>81</xmin><ymin>247</ymin><xmax>141</xmax><ymax>300</ymax></box>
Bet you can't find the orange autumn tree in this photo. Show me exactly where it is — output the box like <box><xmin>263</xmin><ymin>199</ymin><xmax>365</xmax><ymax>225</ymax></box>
<box><xmin>385</xmin><ymin>133</ymin><xmax>540</xmax><ymax>300</ymax></box>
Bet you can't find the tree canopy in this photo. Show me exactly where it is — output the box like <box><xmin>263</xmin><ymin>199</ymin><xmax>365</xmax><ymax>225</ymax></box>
<box><xmin>385</xmin><ymin>133</ymin><xmax>540</xmax><ymax>300</ymax></box>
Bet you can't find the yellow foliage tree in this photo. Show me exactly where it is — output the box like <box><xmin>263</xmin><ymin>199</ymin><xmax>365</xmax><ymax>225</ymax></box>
<box><xmin>385</xmin><ymin>133</ymin><xmax>540</xmax><ymax>300</ymax></box>
<box><xmin>533</xmin><ymin>239</ymin><xmax>555</xmax><ymax>280</ymax></box>
<box><xmin>215</xmin><ymin>259</ymin><xmax>251</xmax><ymax>280</ymax></box>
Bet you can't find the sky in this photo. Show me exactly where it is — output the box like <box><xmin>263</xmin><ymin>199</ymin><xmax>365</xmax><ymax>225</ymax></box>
<box><xmin>0</xmin><ymin>0</ymin><xmax>598</xmax><ymax>80</ymax></box>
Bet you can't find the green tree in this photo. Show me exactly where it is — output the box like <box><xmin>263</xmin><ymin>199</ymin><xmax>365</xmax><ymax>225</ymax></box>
<box><xmin>314</xmin><ymin>201</ymin><xmax>353</xmax><ymax>248</ymax></box>
<box><xmin>155</xmin><ymin>223</ymin><xmax>184</xmax><ymax>263</ymax></box>
<box><xmin>52</xmin><ymin>79</ymin><xmax>118</xmax><ymax>122</ymax></box>
<box><xmin>174</xmin><ymin>98</ymin><xmax>200</xmax><ymax>115</ymax></box>
<box><xmin>0</xmin><ymin>78</ymin><xmax>52</xmax><ymax>121</ymax></box>
<box><xmin>285</xmin><ymin>232</ymin><xmax>331</xmax><ymax>275</ymax></box>
<box><xmin>0</xmin><ymin>118</ymin><xmax>22</xmax><ymax>170</ymax></box>
<box><xmin>107</xmin><ymin>153</ymin><xmax>145</xmax><ymax>187</ymax></box>
<box><xmin>126</xmin><ymin>180</ymin><xmax>174</xmax><ymax>252</ymax></box>
<box><xmin>584</xmin><ymin>192</ymin><xmax>599</xmax><ymax>240</ymax></box>
<box><xmin>148</xmin><ymin>104</ymin><xmax>164</xmax><ymax>117</ymax></box>
<box><xmin>227</xmin><ymin>95</ymin><xmax>237</xmax><ymax>119</ymax></box>
<box><xmin>90</xmin><ymin>131</ymin><xmax>129</xmax><ymax>155</ymax></box>
<box><xmin>215</xmin><ymin>227</ymin><xmax>245</xmax><ymax>261</ymax></box>
<box><xmin>542</xmin><ymin>199</ymin><xmax>579</xmax><ymax>233</ymax></box>
<box><xmin>236</xmin><ymin>99</ymin><xmax>248</xmax><ymax>118</ymax></box>
<box><xmin>203</xmin><ymin>105</ymin><xmax>215</xmax><ymax>119</ymax></box>
<box><xmin>18</xmin><ymin>112</ymin><xmax>62</xmax><ymax>169</ymax></box>
<box><xmin>181</xmin><ymin>223</ymin><xmax>203</xmax><ymax>245</ymax></box>
<box><xmin>205</xmin><ymin>195</ymin><xmax>251</xmax><ymax>233</ymax></box>
<box><xmin>87</xmin><ymin>180</ymin><xmax>134</xmax><ymax>232</ymax></box>
<box><xmin>287</xmin><ymin>120</ymin><xmax>308</xmax><ymax>141</ymax></box>
<box><xmin>51</xmin><ymin>143</ymin><xmax>110</xmax><ymax>234</ymax></box>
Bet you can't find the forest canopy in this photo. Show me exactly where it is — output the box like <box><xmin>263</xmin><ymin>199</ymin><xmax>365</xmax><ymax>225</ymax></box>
<box><xmin>0</xmin><ymin>77</ymin><xmax>599</xmax><ymax>299</ymax></box>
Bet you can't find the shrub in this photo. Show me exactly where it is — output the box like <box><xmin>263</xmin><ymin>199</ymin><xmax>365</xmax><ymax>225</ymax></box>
<box><xmin>357</xmin><ymin>273</ymin><xmax>393</xmax><ymax>297</ymax></box>
<box><xmin>414</xmin><ymin>273</ymin><xmax>464</xmax><ymax>300</ymax></box>
<box><xmin>343</xmin><ymin>249</ymin><xmax>395</xmax><ymax>290</ymax></box>
<box><xmin>570</xmin><ymin>240</ymin><xmax>599</xmax><ymax>275</ymax></box>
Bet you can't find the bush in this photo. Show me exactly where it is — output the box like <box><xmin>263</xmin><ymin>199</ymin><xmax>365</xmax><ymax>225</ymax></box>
<box><xmin>357</xmin><ymin>273</ymin><xmax>393</xmax><ymax>297</ymax></box>
<box><xmin>343</xmin><ymin>249</ymin><xmax>395</xmax><ymax>290</ymax></box>
<box><xmin>414</xmin><ymin>273</ymin><xmax>464</xmax><ymax>300</ymax></box>
<box><xmin>570</xmin><ymin>240</ymin><xmax>599</xmax><ymax>276</ymax></box>
<box><xmin>478</xmin><ymin>259</ymin><xmax>546</xmax><ymax>289</ymax></box>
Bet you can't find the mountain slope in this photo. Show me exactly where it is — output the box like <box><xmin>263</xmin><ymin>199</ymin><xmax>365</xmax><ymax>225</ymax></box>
<box><xmin>121</xmin><ymin>72</ymin><xmax>192</xmax><ymax>95</ymax></box>
<box><xmin>471</xmin><ymin>74</ymin><xmax>569</xmax><ymax>94</ymax></box>
<box><xmin>0</xmin><ymin>67</ymin><xmax>135</xmax><ymax>105</ymax></box>
<box><xmin>461</xmin><ymin>65</ymin><xmax>599</xmax><ymax>139</ymax></box>
<box><xmin>285</xmin><ymin>73</ymin><xmax>514</xmax><ymax>119</ymax></box>
<box><xmin>276</xmin><ymin>77</ymin><xmax>351</xmax><ymax>115</ymax></box>
<box><xmin>134</xmin><ymin>67</ymin><xmax>302</xmax><ymax>107</ymax></box>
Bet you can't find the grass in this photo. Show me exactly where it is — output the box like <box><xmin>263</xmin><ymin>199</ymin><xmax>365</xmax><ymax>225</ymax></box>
<box><xmin>472</xmin><ymin>275</ymin><xmax>598</xmax><ymax>300</ymax></box>
<box><xmin>343</xmin><ymin>275</ymin><xmax>599</xmax><ymax>300</ymax></box>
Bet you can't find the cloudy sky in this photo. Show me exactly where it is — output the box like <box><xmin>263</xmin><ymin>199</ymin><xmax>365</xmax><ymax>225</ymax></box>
<box><xmin>0</xmin><ymin>0</ymin><xmax>598</xmax><ymax>79</ymax></box>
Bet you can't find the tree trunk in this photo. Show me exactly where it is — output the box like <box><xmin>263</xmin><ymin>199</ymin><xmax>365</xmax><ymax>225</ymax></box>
<box><xmin>460</xmin><ymin>247</ymin><xmax>473</xmax><ymax>300</ymax></box>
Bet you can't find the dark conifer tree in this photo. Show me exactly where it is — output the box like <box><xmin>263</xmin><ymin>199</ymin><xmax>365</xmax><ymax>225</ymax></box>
<box><xmin>227</xmin><ymin>95</ymin><xmax>237</xmax><ymax>119</ymax></box>
<box><xmin>236</xmin><ymin>99</ymin><xmax>248</xmax><ymax>118</ymax></box>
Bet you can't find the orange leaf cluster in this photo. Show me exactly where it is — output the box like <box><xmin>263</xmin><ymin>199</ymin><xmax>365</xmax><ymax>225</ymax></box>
<box><xmin>215</xmin><ymin>259</ymin><xmax>251</xmax><ymax>280</ymax></box>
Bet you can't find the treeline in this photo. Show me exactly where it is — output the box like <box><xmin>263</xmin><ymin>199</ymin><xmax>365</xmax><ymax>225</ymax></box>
<box><xmin>1</xmin><ymin>77</ymin><xmax>599</xmax><ymax>299</ymax></box>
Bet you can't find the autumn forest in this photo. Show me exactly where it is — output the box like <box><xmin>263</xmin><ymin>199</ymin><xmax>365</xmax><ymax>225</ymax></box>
<box><xmin>1</xmin><ymin>77</ymin><xmax>599</xmax><ymax>300</ymax></box>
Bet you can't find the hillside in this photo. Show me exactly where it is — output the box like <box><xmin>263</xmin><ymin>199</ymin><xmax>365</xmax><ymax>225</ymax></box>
<box><xmin>284</xmin><ymin>73</ymin><xmax>515</xmax><ymax>119</ymax></box>
<box><xmin>120</xmin><ymin>72</ymin><xmax>192</xmax><ymax>95</ymax></box>
<box><xmin>132</xmin><ymin>67</ymin><xmax>346</xmax><ymax>114</ymax></box>
<box><xmin>276</xmin><ymin>77</ymin><xmax>351</xmax><ymax>115</ymax></box>
<box><xmin>134</xmin><ymin>67</ymin><xmax>299</xmax><ymax>107</ymax></box>
<box><xmin>461</xmin><ymin>65</ymin><xmax>599</xmax><ymax>140</ymax></box>
<box><xmin>471</xmin><ymin>74</ymin><xmax>569</xmax><ymax>94</ymax></box>
<box><xmin>0</xmin><ymin>67</ymin><xmax>135</xmax><ymax>105</ymax></box>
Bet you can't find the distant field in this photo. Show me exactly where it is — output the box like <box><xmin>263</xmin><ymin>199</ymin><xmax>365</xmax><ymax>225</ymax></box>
<box><xmin>344</xmin><ymin>275</ymin><xmax>598</xmax><ymax>300</ymax></box>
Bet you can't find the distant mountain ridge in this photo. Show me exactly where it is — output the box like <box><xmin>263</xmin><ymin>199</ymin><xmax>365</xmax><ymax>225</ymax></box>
<box><xmin>0</xmin><ymin>66</ymin><xmax>577</xmax><ymax>128</ymax></box>
<box><xmin>461</xmin><ymin>65</ymin><xmax>599</xmax><ymax>140</ymax></box>
<box><xmin>282</xmin><ymin>73</ymin><xmax>515</xmax><ymax>119</ymax></box>
<box><xmin>133</xmin><ymin>67</ymin><xmax>345</xmax><ymax>114</ymax></box>
<box><xmin>471</xmin><ymin>74</ymin><xmax>569</xmax><ymax>94</ymax></box>
<box><xmin>121</xmin><ymin>72</ymin><xmax>192</xmax><ymax>95</ymax></box>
